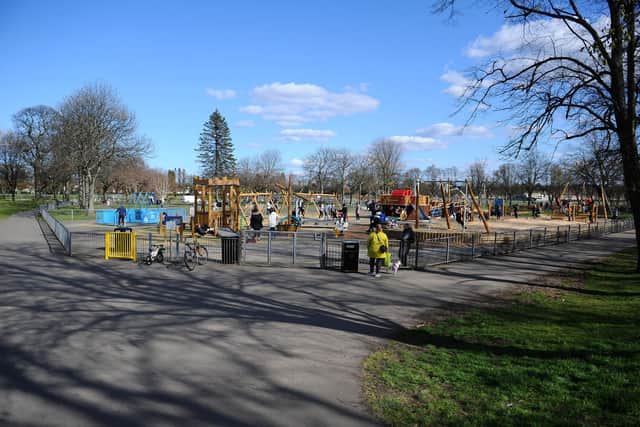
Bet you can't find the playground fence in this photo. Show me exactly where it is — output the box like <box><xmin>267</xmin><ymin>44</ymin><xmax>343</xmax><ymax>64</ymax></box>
<box><xmin>39</xmin><ymin>204</ymin><xmax>634</xmax><ymax>271</ymax></box>
<box><xmin>39</xmin><ymin>206</ymin><xmax>72</xmax><ymax>255</ymax></box>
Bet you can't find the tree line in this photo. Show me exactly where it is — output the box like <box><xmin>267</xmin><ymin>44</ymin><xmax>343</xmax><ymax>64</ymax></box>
<box><xmin>0</xmin><ymin>83</ymin><xmax>151</xmax><ymax>210</ymax></box>
<box><xmin>235</xmin><ymin>138</ymin><xmax>624</xmax><ymax>207</ymax></box>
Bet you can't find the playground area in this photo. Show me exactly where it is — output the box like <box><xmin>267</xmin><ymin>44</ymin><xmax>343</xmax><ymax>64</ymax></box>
<box><xmin>41</xmin><ymin>174</ymin><xmax>627</xmax><ymax>272</ymax></box>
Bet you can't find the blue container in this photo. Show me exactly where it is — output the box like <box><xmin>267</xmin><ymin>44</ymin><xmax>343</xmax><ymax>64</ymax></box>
<box><xmin>96</xmin><ymin>208</ymin><xmax>187</xmax><ymax>225</ymax></box>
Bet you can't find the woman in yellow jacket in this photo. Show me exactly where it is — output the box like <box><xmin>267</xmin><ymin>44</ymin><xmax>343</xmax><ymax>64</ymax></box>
<box><xmin>367</xmin><ymin>223</ymin><xmax>389</xmax><ymax>277</ymax></box>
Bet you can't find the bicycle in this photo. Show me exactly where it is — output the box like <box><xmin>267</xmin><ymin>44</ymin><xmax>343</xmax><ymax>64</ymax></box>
<box><xmin>144</xmin><ymin>244</ymin><xmax>165</xmax><ymax>265</ymax></box>
<box><xmin>183</xmin><ymin>237</ymin><xmax>209</xmax><ymax>271</ymax></box>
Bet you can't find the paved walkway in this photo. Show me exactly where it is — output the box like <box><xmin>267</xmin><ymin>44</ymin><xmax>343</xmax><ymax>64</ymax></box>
<box><xmin>0</xmin><ymin>211</ymin><xmax>636</xmax><ymax>427</ymax></box>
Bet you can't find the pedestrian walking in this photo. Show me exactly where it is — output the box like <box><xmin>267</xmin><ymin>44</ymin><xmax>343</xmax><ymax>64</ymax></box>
<box><xmin>398</xmin><ymin>223</ymin><xmax>415</xmax><ymax>266</ymax></box>
<box><xmin>367</xmin><ymin>223</ymin><xmax>389</xmax><ymax>277</ymax></box>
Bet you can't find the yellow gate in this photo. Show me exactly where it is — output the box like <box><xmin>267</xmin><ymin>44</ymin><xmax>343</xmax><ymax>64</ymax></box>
<box><xmin>105</xmin><ymin>231</ymin><xmax>137</xmax><ymax>261</ymax></box>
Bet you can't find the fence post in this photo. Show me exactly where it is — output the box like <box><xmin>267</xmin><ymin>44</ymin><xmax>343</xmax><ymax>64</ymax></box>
<box><xmin>471</xmin><ymin>234</ymin><xmax>476</xmax><ymax>259</ymax></box>
<box><xmin>446</xmin><ymin>238</ymin><xmax>450</xmax><ymax>264</ymax></box>
<box><xmin>319</xmin><ymin>232</ymin><xmax>326</xmax><ymax>268</ymax></box>
<box><xmin>529</xmin><ymin>229</ymin><xmax>533</xmax><ymax>249</ymax></box>
<box><xmin>556</xmin><ymin>226</ymin><xmax>560</xmax><ymax>244</ymax></box>
<box><xmin>578</xmin><ymin>224</ymin><xmax>581</xmax><ymax>240</ymax></box>
<box><xmin>67</xmin><ymin>231</ymin><xmax>72</xmax><ymax>256</ymax></box>
<box><xmin>512</xmin><ymin>231</ymin><xmax>517</xmax><ymax>252</ymax></box>
<box><xmin>267</xmin><ymin>232</ymin><xmax>272</xmax><ymax>265</ymax></box>
<box><xmin>566</xmin><ymin>225</ymin><xmax>570</xmax><ymax>243</ymax></box>
<box><xmin>292</xmin><ymin>232</ymin><xmax>297</xmax><ymax>265</ymax></box>
<box><xmin>493</xmin><ymin>232</ymin><xmax>497</xmax><ymax>255</ymax></box>
<box><xmin>543</xmin><ymin>227</ymin><xmax>547</xmax><ymax>245</ymax></box>
<box><xmin>414</xmin><ymin>237</ymin><xmax>420</xmax><ymax>269</ymax></box>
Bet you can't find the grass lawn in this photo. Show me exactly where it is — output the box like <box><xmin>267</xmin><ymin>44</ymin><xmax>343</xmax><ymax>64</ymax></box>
<box><xmin>0</xmin><ymin>199</ymin><xmax>39</xmax><ymax>220</ymax></box>
<box><xmin>363</xmin><ymin>248</ymin><xmax>640</xmax><ymax>426</ymax></box>
<box><xmin>49</xmin><ymin>208</ymin><xmax>94</xmax><ymax>221</ymax></box>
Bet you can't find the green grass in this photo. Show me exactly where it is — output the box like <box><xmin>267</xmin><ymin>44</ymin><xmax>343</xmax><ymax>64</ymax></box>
<box><xmin>48</xmin><ymin>208</ymin><xmax>94</xmax><ymax>221</ymax></box>
<box><xmin>0</xmin><ymin>199</ymin><xmax>39</xmax><ymax>220</ymax></box>
<box><xmin>363</xmin><ymin>248</ymin><xmax>640</xmax><ymax>426</ymax></box>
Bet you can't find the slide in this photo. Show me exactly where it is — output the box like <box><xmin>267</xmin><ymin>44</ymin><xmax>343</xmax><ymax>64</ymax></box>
<box><xmin>418</xmin><ymin>206</ymin><xmax>428</xmax><ymax>220</ymax></box>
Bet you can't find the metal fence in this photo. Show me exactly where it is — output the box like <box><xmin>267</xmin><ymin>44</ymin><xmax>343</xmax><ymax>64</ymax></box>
<box><xmin>39</xmin><ymin>205</ymin><xmax>635</xmax><ymax>271</ymax></box>
<box><xmin>408</xmin><ymin>218</ymin><xmax>635</xmax><ymax>269</ymax></box>
<box><xmin>39</xmin><ymin>206</ymin><xmax>72</xmax><ymax>255</ymax></box>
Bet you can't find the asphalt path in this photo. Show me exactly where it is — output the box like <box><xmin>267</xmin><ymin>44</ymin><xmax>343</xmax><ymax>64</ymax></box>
<box><xmin>0</xmin><ymin>211</ymin><xmax>636</xmax><ymax>427</ymax></box>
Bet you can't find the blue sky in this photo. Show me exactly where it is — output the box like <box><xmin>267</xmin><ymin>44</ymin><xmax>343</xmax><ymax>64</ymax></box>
<box><xmin>1</xmin><ymin>0</ymin><xmax>517</xmax><ymax>176</ymax></box>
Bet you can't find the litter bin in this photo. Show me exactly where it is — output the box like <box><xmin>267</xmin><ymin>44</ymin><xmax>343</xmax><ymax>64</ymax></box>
<box><xmin>341</xmin><ymin>240</ymin><xmax>359</xmax><ymax>273</ymax></box>
<box><xmin>219</xmin><ymin>229</ymin><xmax>239</xmax><ymax>264</ymax></box>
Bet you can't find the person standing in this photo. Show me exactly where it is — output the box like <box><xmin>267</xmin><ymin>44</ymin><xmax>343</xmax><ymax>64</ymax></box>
<box><xmin>116</xmin><ymin>205</ymin><xmax>127</xmax><ymax>226</ymax></box>
<box><xmin>268</xmin><ymin>208</ymin><xmax>278</xmax><ymax>238</ymax></box>
<box><xmin>367</xmin><ymin>223</ymin><xmax>389</xmax><ymax>277</ymax></box>
<box><xmin>398</xmin><ymin>223</ymin><xmax>415</xmax><ymax>266</ymax></box>
<box><xmin>513</xmin><ymin>205</ymin><xmax>519</xmax><ymax>219</ymax></box>
<box><xmin>341</xmin><ymin>204</ymin><xmax>348</xmax><ymax>223</ymax></box>
<box><xmin>249</xmin><ymin>205</ymin><xmax>263</xmax><ymax>241</ymax></box>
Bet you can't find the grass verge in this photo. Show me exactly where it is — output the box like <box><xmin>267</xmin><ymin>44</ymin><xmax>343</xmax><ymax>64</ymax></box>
<box><xmin>363</xmin><ymin>248</ymin><xmax>640</xmax><ymax>426</ymax></box>
<box><xmin>0</xmin><ymin>199</ymin><xmax>39</xmax><ymax>220</ymax></box>
<box><xmin>48</xmin><ymin>208</ymin><xmax>94</xmax><ymax>222</ymax></box>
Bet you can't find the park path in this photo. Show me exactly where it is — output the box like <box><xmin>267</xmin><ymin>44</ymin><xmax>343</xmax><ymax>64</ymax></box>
<box><xmin>0</xmin><ymin>212</ymin><xmax>636</xmax><ymax>427</ymax></box>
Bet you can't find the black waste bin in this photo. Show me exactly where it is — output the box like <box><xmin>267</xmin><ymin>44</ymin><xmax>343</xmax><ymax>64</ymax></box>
<box><xmin>219</xmin><ymin>229</ymin><xmax>239</xmax><ymax>264</ymax></box>
<box><xmin>341</xmin><ymin>240</ymin><xmax>359</xmax><ymax>273</ymax></box>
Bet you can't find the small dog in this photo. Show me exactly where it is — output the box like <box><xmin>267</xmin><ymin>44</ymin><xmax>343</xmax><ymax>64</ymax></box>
<box><xmin>391</xmin><ymin>260</ymin><xmax>401</xmax><ymax>275</ymax></box>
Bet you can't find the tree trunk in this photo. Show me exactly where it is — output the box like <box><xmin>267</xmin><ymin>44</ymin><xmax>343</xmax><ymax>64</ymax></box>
<box><xmin>618</xmin><ymin>126</ymin><xmax>640</xmax><ymax>272</ymax></box>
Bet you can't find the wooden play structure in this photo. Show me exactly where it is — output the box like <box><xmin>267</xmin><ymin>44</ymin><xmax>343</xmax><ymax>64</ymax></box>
<box><xmin>379</xmin><ymin>181</ymin><xmax>490</xmax><ymax>233</ymax></box>
<box><xmin>274</xmin><ymin>184</ymin><xmax>338</xmax><ymax>220</ymax></box>
<box><xmin>191</xmin><ymin>176</ymin><xmax>241</xmax><ymax>234</ymax></box>
<box><xmin>551</xmin><ymin>182</ymin><xmax>610</xmax><ymax>223</ymax></box>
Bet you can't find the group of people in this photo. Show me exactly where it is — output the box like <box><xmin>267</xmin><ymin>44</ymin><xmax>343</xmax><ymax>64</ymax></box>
<box><xmin>366</xmin><ymin>222</ymin><xmax>415</xmax><ymax>277</ymax></box>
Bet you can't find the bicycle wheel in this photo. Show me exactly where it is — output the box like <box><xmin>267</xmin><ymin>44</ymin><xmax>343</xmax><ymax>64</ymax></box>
<box><xmin>196</xmin><ymin>245</ymin><xmax>208</xmax><ymax>265</ymax></box>
<box><xmin>183</xmin><ymin>244</ymin><xmax>196</xmax><ymax>271</ymax></box>
<box><xmin>156</xmin><ymin>252</ymin><xmax>164</xmax><ymax>264</ymax></box>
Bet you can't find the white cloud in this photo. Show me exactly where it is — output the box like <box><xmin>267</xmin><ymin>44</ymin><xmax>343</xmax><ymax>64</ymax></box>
<box><xmin>279</xmin><ymin>128</ymin><xmax>336</xmax><ymax>142</ymax></box>
<box><xmin>440</xmin><ymin>70</ymin><xmax>471</xmax><ymax>97</ymax></box>
<box><xmin>241</xmin><ymin>82</ymin><xmax>379</xmax><ymax>127</ymax></box>
<box><xmin>417</xmin><ymin>122</ymin><xmax>491</xmax><ymax>138</ymax></box>
<box><xmin>235</xmin><ymin>119</ymin><xmax>255</xmax><ymax>128</ymax></box>
<box><xmin>205</xmin><ymin>88</ymin><xmax>237</xmax><ymax>100</ymax></box>
<box><xmin>465</xmin><ymin>16</ymin><xmax>610</xmax><ymax>60</ymax></box>
<box><xmin>386</xmin><ymin>136</ymin><xmax>447</xmax><ymax>150</ymax></box>
<box><xmin>290</xmin><ymin>158</ymin><xmax>305</xmax><ymax>166</ymax></box>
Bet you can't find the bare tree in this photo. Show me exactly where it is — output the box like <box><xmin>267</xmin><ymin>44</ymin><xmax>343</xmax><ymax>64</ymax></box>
<box><xmin>236</xmin><ymin>157</ymin><xmax>256</xmax><ymax>191</ymax></box>
<box><xmin>493</xmin><ymin>162</ymin><xmax>518</xmax><ymax>202</ymax></box>
<box><xmin>369</xmin><ymin>139</ymin><xmax>404</xmax><ymax>193</ymax></box>
<box><xmin>438</xmin><ymin>0</ymin><xmax>640</xmax><ymax>269</ymax></box>
<box><xmin>0</xmin><ymin>131</ymin><xmax>27</xmax><ymax>200</ymax></box>
<box><xmin>304</xmin><ymin>147</ymin><xmax>336</xmax><ymax>193</ymax></box>
<box><xmin>466</xmin><ymin>160</ymin><xmax>488</xmax><ymax>194</ymax></box>
<box><xmin>517</xmin><ymin>149</ymin><xmax>550</xmax><ymax>206</ymax></box>
<box><xmin>571</xmin><ymin>134</ymin><xmax>623</xmax><ymax>199</ymax></box>
<box><xmin>347</xmin><ymin>154</ymin><xmax>375</xmax><ymax>203</ymax></box>
<box><xmin>255</xmin><ymin>150</ymin><xmax>283</xmax><ymax>190</ymax></box>
<box><xmin>332</xmin><ymin>149</ymin><xmax>354</xmax><ymax>201</ymax></box>
<box><xmin>58</xmin><ymin>84</ymin><xmax>150</xmax><ymax>211</ymax></box>
<box><xmin>12</xmin><ymin>105</ymin><xmax>58</xmax><ymax>198</ymax></box>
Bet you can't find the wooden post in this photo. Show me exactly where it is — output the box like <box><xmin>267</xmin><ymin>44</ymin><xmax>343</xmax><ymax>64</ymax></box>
<box><xmin>600</xmin><ymin>182</ymin><xmax>608</xmax><ymax>220</ymax></box>
<box><xmin>466</xmin><ymin>181</ymin><xmax>490</xmax><ymax>233</ymax></box>
<box><xmin>440</xmin><ymin>182</ymin><xmax>451</xmax><ymax>230</ymax></box>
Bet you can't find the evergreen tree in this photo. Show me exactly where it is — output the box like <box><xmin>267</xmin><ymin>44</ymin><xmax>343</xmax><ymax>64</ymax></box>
<box><xmin>196</xmin><ymin>109</ymin><xmax>236</xmax><ymax>178</ymax></box>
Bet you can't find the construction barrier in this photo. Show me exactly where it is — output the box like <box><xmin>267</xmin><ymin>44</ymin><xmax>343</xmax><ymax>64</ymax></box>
<box><xmin>105</xmin><ymin>231</ymin><xmax>137</xmax><ymax>261</ymax></box>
